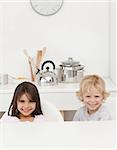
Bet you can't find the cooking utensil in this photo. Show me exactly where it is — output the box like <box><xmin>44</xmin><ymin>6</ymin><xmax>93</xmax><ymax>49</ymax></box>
<box><xmin>57</xmin><ymin>57</ymin><xmax>85</xmax><ymax>83</ymax></box>
<box><xmin>36</xmin><ymin>60</ymin><xmax>58</xmax><ymax>86</ymax></box>
<box><xmin>23</xmin><ymin>49</ymin><xmax>35</xmax><ymax>82</ymax></box>
<box><xmin>23</xmin><ymin>49</ymin><xmax>29</xmax><ymax>58</ymax></box>
<box><xmin>42</xmin><ymin>47</ymin><xmax>46</xmax><ymax>60</ymax></box>
<box><xmin>36</xmin><ymin>50</ymin><xmax>43</xmax><ymax>70</ymax></box>
<box><xmin>28</xmin><ymin>58</ymin><xmax>35</xmax><ymax>81</ymax></box>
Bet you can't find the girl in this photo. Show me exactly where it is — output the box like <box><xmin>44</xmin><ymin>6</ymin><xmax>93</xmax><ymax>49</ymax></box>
<box><xmin>73</xmin><ymin>75</ymin><xmax>112</xmax><ymax>121</ymax></box>
<box><xmin>1</xmin><ymin>81</ymin><xmax>46</xmax><ymax>122</ymax></box>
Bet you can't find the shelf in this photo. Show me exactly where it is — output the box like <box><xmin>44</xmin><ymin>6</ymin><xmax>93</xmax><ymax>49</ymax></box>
<box><xmin>0</xmin><ymin>77</ymin><xmax>116</xmax><ymax>94</ymax></box>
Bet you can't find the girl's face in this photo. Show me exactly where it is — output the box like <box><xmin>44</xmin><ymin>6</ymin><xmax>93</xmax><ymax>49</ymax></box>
<box><xmin>82</xmin><ymin>87</ymin><xmax>104</xmax><ymax>114</ymax></box>
<box><xmin>17</xmin><ymin>93</ymin><xmax>36</xmax><ymax>118</ymax></box>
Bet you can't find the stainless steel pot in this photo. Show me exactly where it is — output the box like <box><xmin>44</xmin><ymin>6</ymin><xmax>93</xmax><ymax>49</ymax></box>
<box><xmin>57</xmin><ymin>57</ymin><xmax>85</xmax><ymax>83</ymax></box>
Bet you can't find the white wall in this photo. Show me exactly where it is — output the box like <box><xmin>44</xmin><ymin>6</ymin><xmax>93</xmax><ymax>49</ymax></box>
<box><xmin>0</xmin><ymin>0</ymin><xmax>115</xmax><ymax>82</ymax></box>
<box><xmin>109</xmin><ymin>0</ymin><xmax>116</xmax><ymax>85</ymax></box>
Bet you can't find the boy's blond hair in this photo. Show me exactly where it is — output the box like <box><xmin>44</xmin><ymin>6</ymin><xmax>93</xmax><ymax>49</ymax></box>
<box><xmin>76</xmin><ymin>74</ymin><xmax>109</xmax><ymax>101</ymax></box>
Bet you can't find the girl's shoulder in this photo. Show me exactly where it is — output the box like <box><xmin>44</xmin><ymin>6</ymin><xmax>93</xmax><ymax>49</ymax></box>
<box><xmin>34</xmin><ymin>115</ymin><xmax>46</xmax><ymax>122</ymax></box>
<box><xmin>1</xmin><ymin>115</ymin><xmax>19</xmax><ymax>123</ymax></box>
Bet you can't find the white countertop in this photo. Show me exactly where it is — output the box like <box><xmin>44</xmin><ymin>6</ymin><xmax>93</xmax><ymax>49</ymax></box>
<box><xmin>0</xmin><ymin>121</ymin><xmax>116</xmax><ymax>148</ymax></box>
<box><xmin>0</xmin><ymin>77</ymin><xmax>116</xmax><ymax>93</ymax></box>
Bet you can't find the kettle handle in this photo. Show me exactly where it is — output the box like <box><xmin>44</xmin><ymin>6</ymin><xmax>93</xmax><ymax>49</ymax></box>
<box><xmin>36</xmin><ymin>68</ymin><xmax>40</xmax><ymax>75</ymax></box>
<box><xmin>41</xmin><ymin>60</ymin><xmax>55</xmax><ymax>70</ymax></box>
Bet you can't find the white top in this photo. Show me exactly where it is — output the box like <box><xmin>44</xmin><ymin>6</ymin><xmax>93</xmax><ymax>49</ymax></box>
<box><xmin>73</xmin><ymin>105</ymin><xmax>112</xmax><ymax>121</ymax></box>
<box><xmin>0</xmin><ymin>114</ymin><xmax>46</xmax><ymax>123</ymax></box>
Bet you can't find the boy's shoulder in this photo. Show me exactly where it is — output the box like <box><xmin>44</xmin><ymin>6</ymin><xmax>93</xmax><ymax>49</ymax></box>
<box><xmin>99</xmin><ymin>104</ymin><xmax>109</xmax><ymax>112</ymax></box>
<box><xmin>76</xmin><ymin>105</ymin><xmax>86</xmax><ymax>114</ymax></box>
<box><xmin>98</xmin><ymin>104</ymin><xmax>112</xmax><ymax>120</ymax></box>
<box><xmin>79</xmin><ymin>105</ymin><xmax>86</xmax><ymax>111</ymax></box>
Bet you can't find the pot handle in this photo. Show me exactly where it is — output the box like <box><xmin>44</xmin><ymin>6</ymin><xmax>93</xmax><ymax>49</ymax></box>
<box><xmin>41</xmin><ymin>60</ymin><xmax>56</xmax><ymax>70</ymax></box>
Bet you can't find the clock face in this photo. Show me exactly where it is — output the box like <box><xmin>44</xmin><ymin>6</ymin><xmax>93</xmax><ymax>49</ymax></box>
<box><xmin>30</xmin><ymin>0</ymin><xmax>63</xmax><ymax>16</ymax></box>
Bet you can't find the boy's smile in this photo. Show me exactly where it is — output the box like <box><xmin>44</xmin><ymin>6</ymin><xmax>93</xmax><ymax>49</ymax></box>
<box><xmin>83</xmin><ymin>87</ymin><xmax>103</xmax><ymax>114</ymax></box>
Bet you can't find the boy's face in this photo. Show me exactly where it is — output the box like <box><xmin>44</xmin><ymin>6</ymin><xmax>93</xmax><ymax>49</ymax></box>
<box><xmin>82</xmin><ymin>87</ymin><xmax>104</xmax><ymax>114</ymax></box>
<box><xmin>17</xmin><ymin>93</ymin><xmax>36</xmax><ymax>118</ymax></box>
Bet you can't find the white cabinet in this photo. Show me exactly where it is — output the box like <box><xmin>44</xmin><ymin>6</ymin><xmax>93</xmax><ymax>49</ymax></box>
<box><xmin>0</xmin><ymin>91</ymin><xmax>116</xmax><ymax>120</ymax></box>
<box><xmin>0</xmin><ymin>93</ymin><xmax>13</xmax><ymax>112</ymax></box>
<box><xmin>40</xmin><ymin>92</ymin><xmax>83</xmax><ymax>111</ymax></box>
<box><xmin>103</xmin><ymin>92</ymin><xmax>116</xmax><ymax>120</ymax></box>
<box><xmin>0</xmin><ymin>79</ymin><xmax>116</xmax><ymax>120</ymax></box>
<box><xmin>0</xmin><ymin>91</ymin><xmax>83</xmax><ymax>120</ymax></box>
<box><xmin>0</xmin><ymin>91</ymin><xmax>83</xmax><ymax>112</ymax></box>
<box><xmin>0</xmin><ymin>82</ymin><xmax>81</xmax><ymax>112</ymax></box>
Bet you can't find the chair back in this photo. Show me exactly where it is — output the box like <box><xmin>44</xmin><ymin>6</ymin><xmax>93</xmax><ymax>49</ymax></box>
<box><xmin>41</xmin><ymin>100</ymin><xmax>64</xmax><ymax>121</ymax></box>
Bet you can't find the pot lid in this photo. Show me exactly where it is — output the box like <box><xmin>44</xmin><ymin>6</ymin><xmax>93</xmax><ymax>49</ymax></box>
<box><xmin>61</xmin><ymin>57</ymin><xmax>80</xmax><ymax>67</ymax></box>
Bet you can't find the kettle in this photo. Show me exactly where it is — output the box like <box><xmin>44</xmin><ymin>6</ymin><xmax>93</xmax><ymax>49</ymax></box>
<box><xmin>36</xmin><ymin>60</ymin><xmax>58</xmax><ymax>86</ymax></box>
<box><xmin>57</xmin><ymin>57</ymin><xmax>85</xmax><ymax>83</ymax></box>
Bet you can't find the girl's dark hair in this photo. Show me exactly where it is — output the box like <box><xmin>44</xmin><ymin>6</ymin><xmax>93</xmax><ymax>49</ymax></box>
<box><xmin>8</xmin><ymin>81</ymin><xmax>43</xmax><ymax>118</ymax></box>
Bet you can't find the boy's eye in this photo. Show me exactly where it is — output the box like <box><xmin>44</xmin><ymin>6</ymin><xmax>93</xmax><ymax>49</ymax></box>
<box><xmin>86</xmin><ymin>95</ymin><xmax>91</xmax><ymax>98</ymax></box>
<box><xmin>95</xmin><ymin>96</ymin><xmax>100</xmax><ymax>98</ymax></box>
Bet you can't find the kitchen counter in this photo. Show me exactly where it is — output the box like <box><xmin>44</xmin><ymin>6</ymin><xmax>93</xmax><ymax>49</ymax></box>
<box><xmin>0</xmin><ymin>77</ymin><xmax>116</xmax><ymax>93</ymax></box>
<box><xmin>0</xmin><ymin>121</ymin><xmax>116</xmax><ymax>148</ymax></box>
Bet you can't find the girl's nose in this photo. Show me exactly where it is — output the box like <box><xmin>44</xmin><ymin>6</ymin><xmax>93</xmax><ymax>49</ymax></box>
<box><xmin>24</xmin><ymin>102</ymin><xmax>29</xmax><ymax>107</ymax></box>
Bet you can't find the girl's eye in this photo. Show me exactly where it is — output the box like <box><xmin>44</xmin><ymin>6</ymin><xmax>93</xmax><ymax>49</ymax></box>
<box><xmin>29</xmin><ymin>100</ymin><xmax>35</xmax><ymax>103</ymax></box>
<box><xmin>19</xmin><ymin>100</ymin><xmax>25</xmax><ymax>103</ymax></box>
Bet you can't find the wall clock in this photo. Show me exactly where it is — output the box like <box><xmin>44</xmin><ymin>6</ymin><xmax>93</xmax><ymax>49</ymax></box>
<box><xmin>30</xmin><ymin>0</ymin><xmax>63</xmax><ymax>16</ymax></box>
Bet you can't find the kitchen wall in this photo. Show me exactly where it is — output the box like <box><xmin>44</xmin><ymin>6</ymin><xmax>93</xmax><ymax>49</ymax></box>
<box><xmin>109</xmin><ymin>0</ymin><xmax>116</xmax><ymax>85</ymax></box>
<box><xmin>0</xmin><ymin>0</ymin><xmax>116</xmax><ymax>84</ymax></box>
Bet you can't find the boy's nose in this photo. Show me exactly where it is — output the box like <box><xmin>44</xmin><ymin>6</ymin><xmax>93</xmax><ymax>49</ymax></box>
<box><xmin>90</xmin><ymin>97</ymin><xmax>95</xmax><ymax>102</ymax></box>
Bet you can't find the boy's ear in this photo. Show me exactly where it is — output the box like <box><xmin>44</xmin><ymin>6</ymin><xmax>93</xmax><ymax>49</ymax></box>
<box><xmin>80</xmin><ymin>96</ymin><xmax>83</xmax><ymax>101</ymax></box>
<box><xmin>76</xmin><ymin>91</ymin><xmax>81</xmax><ymax>98</ymax></box>
<box><xmin>76</xmin><ymin>91</ymin><xmax>83</xmax><ymax>101</ymax></box>
<box><xmin>76</xmin><ymin>91</ymin><xmax>79</xmax><ymax>96</ymax></box>
<box><xmin>103</xmin><ymin>92</ymin><xmax>110</xmax><ymax>100</ymax></box>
